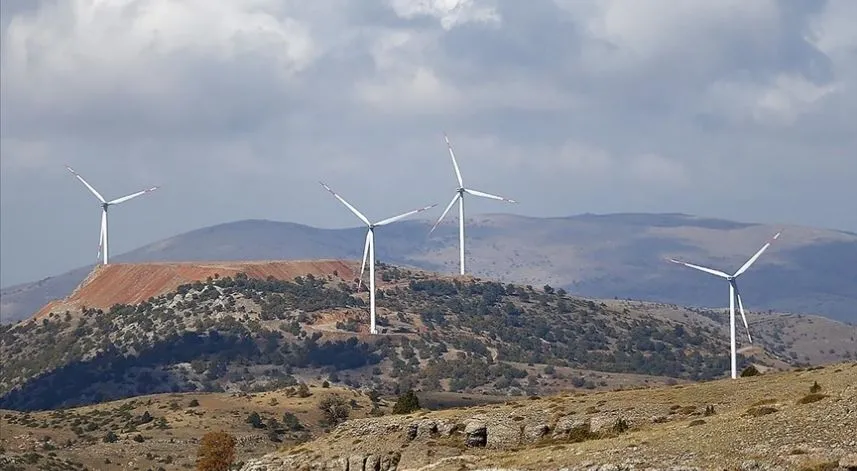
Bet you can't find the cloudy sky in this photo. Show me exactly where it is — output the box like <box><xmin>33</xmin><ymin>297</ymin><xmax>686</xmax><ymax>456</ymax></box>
<box><xmin>1</xmin><ymin>0</ymin><xmax>855</xmax><ymax>286</ymax></box>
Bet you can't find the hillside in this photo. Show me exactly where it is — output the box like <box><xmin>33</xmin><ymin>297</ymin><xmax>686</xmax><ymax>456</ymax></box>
<box><xmin>240</xmin><ymin>362</ymin><xmax>857</xmax><ymax>470</ymax></box>
<box><xmin>3</xmin><ymin>213</ymin><xmax>856</xmax><ymax>325</ymax></box>
<box><xmin>2</xmin><ymin>366</ymin><xmax>855</xmax><ymax>471</ymax></box>
<box><xmin>0</xmin><ymin>384</ymin><xmax>384</xmax><ymax>470</ymax></box>
<box><xmin>33</xmin><ymin>260</ymin><xmax>357</xmax><ymax>319</ymax></box>
<box><xmin>2</xmin><ymin>263</ymin><xmax>855</xmax><ymax>413</ymax></box>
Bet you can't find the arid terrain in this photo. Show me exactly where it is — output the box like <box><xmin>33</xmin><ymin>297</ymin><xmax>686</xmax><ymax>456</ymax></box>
<box><xmin>33</xmin><ymin>260</ymin><xmax>357</xmax><ymax>320</ymax></box>
<box><xmin>0</xmin><ymin>384</ymin><xmax>382</xmax><ymax>470</ymax></box>
<box><xmin>2</xmin><ymin>364</ymin><xmax>854</xmax><ymax>470</ymax></box>
<box><xmin>242</xmin><ymin>363</ymin><xmax>857</xmax><ymax>471</ymax></box>
<box><xmin>1</xmin><ymin>260</ymin><xmax>855</xmax><ymax>470</ymax></box>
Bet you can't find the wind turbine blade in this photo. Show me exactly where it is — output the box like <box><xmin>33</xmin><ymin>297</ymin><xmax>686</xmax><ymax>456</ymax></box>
<box><xmin>734</xmin><ymin>283</ymin><xmax>752</xmax><ymax>343</ymax></box>
<box><xmin>107</xmin><ymin>186</ymin><xmax>159</xmax><ymax>205</ymax></box>
<box><xmin>444</xmin><ymin>133</ymin><xmax>464</xmax><ymax>187</ymax></box>
<box><xmin>667</xmin><ymin>259</ymin><xmax>731</xmax><ymax>278</ymax></box>
<box><xmin>358</xmin><ymin>230</ymin><xmax>371</xmax><ymax>291</ymax></box>
<box><xmin>733</xmin><ymin>232</ymin><xmax>781</xmax><ymax>277</ymax></box>
<box><xmin>66</xmin><ymin>166</ymin><xmax>106</xmax><ymax>203</ymax></box>
<box><xmin>319</xmin><ymin>182</ymin><xmax>371</xmax><ymax>226</ymax></box>
<box><xmin>374</xmin><ymin>203</ymin><xmax>438</xmax><ymax>227</ymax></box>
<box><xmin>429</xmin><ymin>193</ymin><xmax>460</xmax><ymax>235</ymax></box>
<box><xmin>463</xmin><ymin>188</ymin><xmax>517</xmax><ymax>203</ymax></box>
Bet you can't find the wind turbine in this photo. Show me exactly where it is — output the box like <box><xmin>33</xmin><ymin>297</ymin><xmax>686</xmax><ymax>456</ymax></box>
<box><xmin>668</xmin><ymin>232</ymin><xmax>781</xmax><ymax>379</ymax></box>
<box><xmin>429</xmin><ymin>134</ymin><xmax>517</xmax><ymax>275</ymax></box>
<box><xmin>320</xmin><ymin>182</ymin><xmax>436</xmax><ymax>334</ymax></box>
<box><xmin>66</xmin><ymin>166</ymin><xmax>159</xmax><ymax>265</ymax></box>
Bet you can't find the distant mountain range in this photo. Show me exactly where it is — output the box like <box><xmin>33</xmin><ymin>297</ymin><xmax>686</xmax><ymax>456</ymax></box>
<box><xmin>2</xmin><ymin>213</ymin><xmax>856</xmax><ymax>324</ymax></box>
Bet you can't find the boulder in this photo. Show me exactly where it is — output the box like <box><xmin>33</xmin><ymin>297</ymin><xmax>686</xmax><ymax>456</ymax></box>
<box><xmin>415</xmin><ymin>419</ymin><xmax>439</xmax><ymax>439</ymax></box>
<box><xmin>523</xmin><ymin>422</ymin><xmax>551</xmax><ymax>442</ymax></box>
<box><xmin>552</xmin><ymin>415</ymin><xmax>591</xmax><ymax>439</ymax></box>
<box><xmin>348</xmin><ymin>455</ymin><xmax>366</xmax><ymax>471</ymax></box>
<box><xmin>406</xmin><ymin>423</ymin><xmax>418</xmax><ymax>441</ymax></box>
<box><xmin>379</xmin><ymin>451</ymin><xmax>401</xmax><ymax>471</ymax></box>
<box><xmin>324</xmin><ymin>457</ymin><xmax>347</xmax><ymax>471</ymax></box>
<box><xmin>487</xmin><ymin>421</ymin><xmax>522</xmax><ymax>448</ymax></box>
<box><xmin>464</xmin><ymin>420</ymin><xmax>487</xmax><ymax>447</ymax></box>
<box><xmin>364</xmin><ymin>454</ymin><xmax>379</xmax><ymax>471</ymax></box>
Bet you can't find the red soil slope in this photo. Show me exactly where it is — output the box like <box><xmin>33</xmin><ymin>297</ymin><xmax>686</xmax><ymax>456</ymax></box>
<box><xmin>33</xmin><ymin>260</ymin><xmax>357</xmax><ymax>320</ymax></box>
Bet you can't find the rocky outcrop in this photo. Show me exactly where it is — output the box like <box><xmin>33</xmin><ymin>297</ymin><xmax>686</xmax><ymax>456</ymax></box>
<box><xmin>464</xmin><ymin>420</ymin><xmax>487</xmax><ymax>447</ymax></box>
<box><xmin>239</xmin><ymin>364</ymin><xmax>857</xmax><ymax>471</ymax></box>
<box><xmin>241</xmin><ymin>451</ymin><xmax>401</xmax><ymax>471</ymax></box>
<box><xmin>238</xmin><ymin>406</ymin><xmax>638</xmax><ymax>470</ymax></box>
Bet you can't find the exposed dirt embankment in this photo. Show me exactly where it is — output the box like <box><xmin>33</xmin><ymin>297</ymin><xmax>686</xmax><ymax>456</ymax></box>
<box><xmin>33</xmin><ymin>260</ymin><xmax>357</xmax><ymax>319</ymax></box>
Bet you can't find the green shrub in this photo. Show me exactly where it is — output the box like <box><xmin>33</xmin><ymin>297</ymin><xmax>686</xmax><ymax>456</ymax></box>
<box><xmin>611</xmin><ymin>418</ymin><xmax>630</xmax><ymax>434</ymax></box>
<box><xmin>245</xmin><ymin>412</ymin><xmax>264</xmax><ymax>429</ymax></box>
<box><xmin>392</xmin><ymin>390</ymin><xmax>421</xmax><ymax>415</ymax></box>
<box><xmin>318</xmin><ymin>394</ymin><xmax>350</xmax><ymax>426</ymax></box>
<box><xmin>744</xmin><ymin>406</ymin><xmax>778</xmax><ymax>417</ymax></box>
<box><xmin>740</xmin><ymin>365</ymin><xmax>760</xmax><ymax>377</ymax></box>
<box><xmin>797</xmin><ymin>393</ymin><xmax>827</xmax><ymax>405</ymax></box>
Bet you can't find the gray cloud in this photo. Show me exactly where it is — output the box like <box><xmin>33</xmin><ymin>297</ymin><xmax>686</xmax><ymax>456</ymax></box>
<box><xmin>1</xmin><ymin>0</ymin><xmax>855</xmax><ymax>286</ymax></box>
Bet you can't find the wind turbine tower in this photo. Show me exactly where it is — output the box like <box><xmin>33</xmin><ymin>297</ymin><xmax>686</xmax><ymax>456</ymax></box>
<box><xmin>320</xmin><ymin>182</ymin><xmax>436</xmax><ymax>334</ymax></box>
<box><xmin>66</xmin><ymin>166</ymin><xmax>159</xmax><ymax>265</ymax></box>
<box><xmin>669</xmin><ymin>232</ymin><xmax>781</xmax><ymax>379</ymax></box>
<box><xmin>430</xmin><ymin>134</ymin><xmax>517</xmax><ymax>275</ymax></box>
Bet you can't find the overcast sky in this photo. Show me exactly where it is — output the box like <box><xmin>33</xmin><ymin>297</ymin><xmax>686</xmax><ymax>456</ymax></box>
<box><xmin>1</xmin><ymin>0</ymin><xmax>855</xmax><ymax>287</ymax></box>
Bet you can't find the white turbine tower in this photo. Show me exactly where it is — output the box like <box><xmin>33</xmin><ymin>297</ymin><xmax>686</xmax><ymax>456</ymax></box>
<box><xmin>66</xmin><ymin>166</ymin><xmax>159</xmax><ymax>265</ymax></box>
<box><xmin>429</xmin><ymin>134</ymin><xmax>517</xmax><ymax>275</ymax></box>
<box><xmin>668</xmin><ymin>232</ymin><xmax>781</xmax><ymax>379</ymax></box>
<box><xmin>320</xmin><ymin>182</ymin><xmax>436</xmax><ymax>335</ymax></box>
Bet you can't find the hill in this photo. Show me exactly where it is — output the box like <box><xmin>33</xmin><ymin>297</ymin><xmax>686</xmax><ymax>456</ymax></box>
<box><xmin>32</xmin><ymin>260</ymin><xmax>357</xmax><ymax>319</ymax></box>
<box><xmin>240</xmin><ymin>362</ymin><xmax>857</xmax><ymax>470</ymax></box>
<box><xmin>2</xmin><ymin>263</ymin><xmax>855</xmax><ymax>413</ymax></box>
<box><xmin>3</xmin><ymin>363</ymin><xmax>853</xmax><ymax>470</ymax></box>
<box><xmin>0</xmin><ymin>384</ymin><xmax>382</xmax><ymax>470</ymax></box>
<box><xmin>2</xmin><ymin>213</ymin><xmax>856</xmax><ymax>325</ymax></box>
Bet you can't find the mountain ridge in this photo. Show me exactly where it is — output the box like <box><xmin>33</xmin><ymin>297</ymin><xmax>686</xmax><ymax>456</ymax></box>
<box><xmin>2</xmin><ymin>212</ymin><xmax>856</xmax><ymax>324</ymax></box>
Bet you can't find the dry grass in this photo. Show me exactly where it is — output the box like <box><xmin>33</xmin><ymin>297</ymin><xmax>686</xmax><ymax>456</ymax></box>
<box><xmin>0</xmin><ymin>385</ymin><xmax>378</xmax><ymax>471</ymax></box>
<box><xmin>252</xmin><ymin>362</ymin><xmax>857</xmax><ymax>471</ymax></box>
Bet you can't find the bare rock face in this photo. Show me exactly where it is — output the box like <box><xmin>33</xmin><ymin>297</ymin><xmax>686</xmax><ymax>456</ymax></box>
<box><xmin>552</xmin><ymin>415</ymin><xmax>591</xmax><ymax>439</ymax></box>
<box><xmin>348</xmin><ymin>454</ymin><xmax>367</xmax><ymax>471</ymax></box>
<box><xmin>414</xmin><ymin>419</ymin><xmax>439</xmax><ymax>439</ymax></box>
<box><xmin>243</xmin><ymin>451</ymin><xmax>401</xmax><ymax>471</ymax></box>
<box><xmin>840</xmin><ymin>453</ymin><xmax>857</xmax><ymax>470</ymax></box>
<box><xmin>523</xmin><ymin>422</ymin><xmax>551</xmax><ymax>442</ymax></box>
<box><xmin>464</xmin><ymin>420</ymin><xmax>488</xmax><ymax>447</ymax></box>
<box><xmin>486</xmin><ymin>421</ymin><xmax>522</xmax><ymax>448</ymax></box>
<box><xmin>591</xmin><ymin>413</ymin><xmax>622</xmax><ymax>433</ymax></box>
